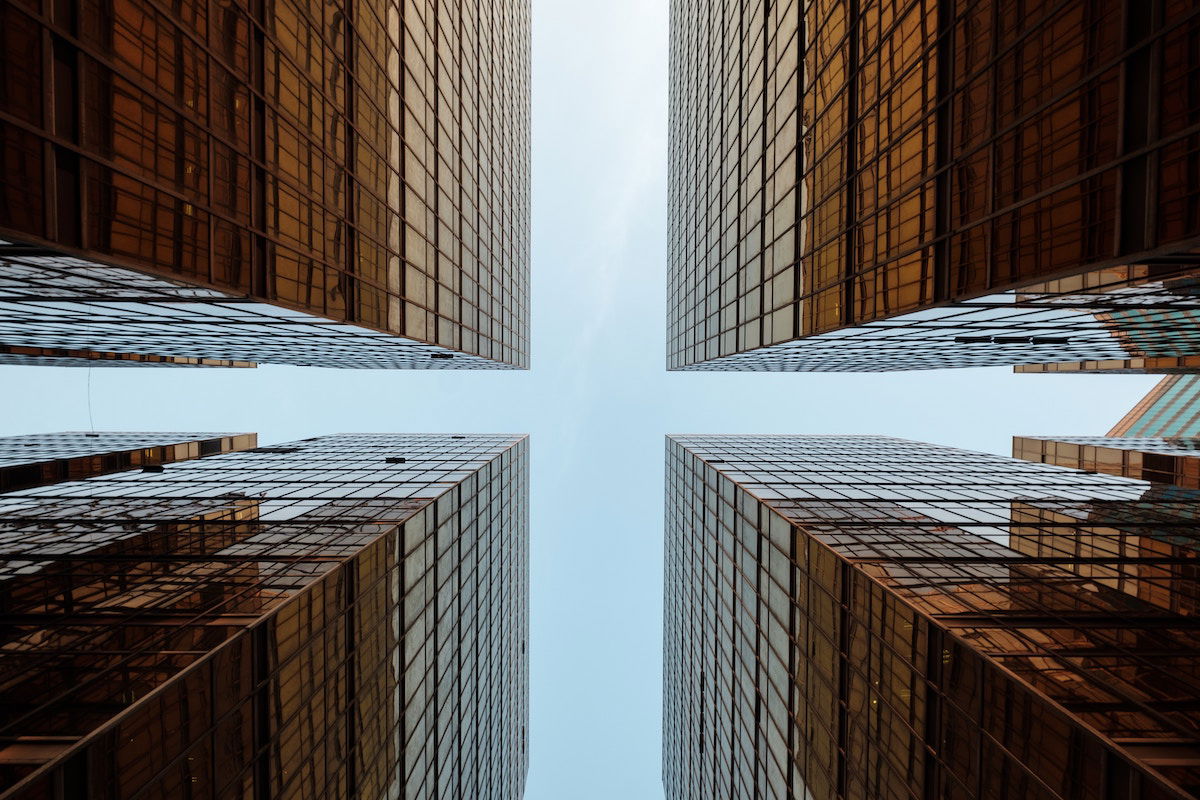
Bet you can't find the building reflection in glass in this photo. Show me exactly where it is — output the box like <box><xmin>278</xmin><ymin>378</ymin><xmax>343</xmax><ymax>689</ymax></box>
<box><xmin>0</xmin><ymin>431</ymin><xmax>256</xmax><ymax>493</ymax></box>
<box><xmin>0</xmin><ymin>345</ymin><xmax>254</xmax><ymax>369</ymax></box>
<box><xmin>665</xmin><ymin>435</ymin><xmax>1199</xmax><ymax>800</ymax></box>
<box><xmin>668</xmin><ymin>0</ymin><xmax>1200</xmax><ymax>372</ymax></box>
<box><xmin>1107</xmin><ymin>377</ymin><xmax>1200</xmax><ymax>437</ymax></box>
<box><xmin>0</xmin><ymin>253</ymin><xmax>522</xmax><ymax>369</ymax></box>
<box><xmin>672</xmin><ymin>266</ymin><xmax>1200</xmax><ymax>372</ymax></box>
<box><xmin>0</xmin><ymin>433</ymin><xmax>529</xmax><ymax>800</ymax></box>
<box><xmin>0</xmin><ymin>0</ymin><xmax>530</xmax><ymax>369</ymax></box>
<box><xmin>1014</xmin><ymin>374</ymin><xmax>1200</xmax><ymax>490</ymax></box>
<box><xmin>1016</xmin><ymin>436</ymin><xmax>1200</xmax><ymax>490</ymax></box>
<box><xmin>1017</xmin><ymin>357</ymin><xmax>1200</xmax><ymax>375</ymax></box>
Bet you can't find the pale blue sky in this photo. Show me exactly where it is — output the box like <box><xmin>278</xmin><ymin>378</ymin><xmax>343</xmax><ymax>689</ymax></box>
<box><xmin>0</xmin><ymin>1</ymin><xmax>1160</xmax><ymax>797</ymax></box>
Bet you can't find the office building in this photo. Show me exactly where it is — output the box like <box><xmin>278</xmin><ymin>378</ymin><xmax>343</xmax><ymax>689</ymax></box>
<box><xmin>0</xmin><ymin>345</ymin><xmax>254</xmax><ymax>368</ymax></box>
<box><xmin>0</xmin><ymin>0</ymin><xmax>530</xmax><ymax>368</ymax></box>
<box><xmin>1014</xmin><ymin>374</ymin><xmax>1200</xmax><ymax>488</ymax></box>
<box><xmin>664</xmin><ymin>434</ymin><xmax>1199</xmax><ymax>799</ymax></box>
<box><xmin>1015</xmin><ymin>356</ymin><xmax>1200</xmax><ymax>376</ymax></box>
<box><xmin>0</xmin><ymin>433</ymin><xmax>529</xmax><ymax>799</ymax></box>
<box><xmin>667</xmin><ymin>0</ymin><xmax>1200</xmax><ymax>371</ymax></box>
<box><xmin>0</xmin><ymin>430</ymin><xmax>256</xmax><ymax>492</ymax></box>
<box><xmin>1109</xmin><ymin>376</ymin><xmax>1200</xmax><ymax>437</ymax></box>
<box><xmin>1013</xmin><ymin>434</ymin><xmax>1200</xmax><ymax>490</ymax></box>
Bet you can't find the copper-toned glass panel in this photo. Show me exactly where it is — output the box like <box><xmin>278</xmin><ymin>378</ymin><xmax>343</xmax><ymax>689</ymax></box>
<box><xmin>0</xmin><ymin>431</ymin><xmax>256</xmax><ymax>493</ymax></box>
<box><xmin>0</xmin><ymin>434</ymin><xmax>529</xmax><ymax>800</ymax></box>
<box><xmin>665</xmin><ymin>435</ymin><xmax>1200</xmax><ymax>799</ymax></box>
<box><xmin>668</xmin><ymin>0</ymin><xmax>1200</xmax><ymax>371</ymax></box>
<box><xmin>0</xmin><ymin>0</ymin><xmax>529</xmax><ymax>368</ymax></box>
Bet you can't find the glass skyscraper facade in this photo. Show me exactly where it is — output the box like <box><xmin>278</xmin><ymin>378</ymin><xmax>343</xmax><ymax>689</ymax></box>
<box><xmin>0</xmin><ymin>344</ymin><xmax>254</xmax><ymax>368</ymax></box>
<box><xmin>1014</xmin><ymin>373</ymin><xmax>1200</xmax><ymax>490</ymax></box>
<box><xmin>0</xmin><ymin>432</ymin><xmax>529</xmax><ymax>800</ymax></box>
<box><xmin>0</xmin><ymin>0</ymin><xmax>530</xmax><ymax>368</ymax></box>
<box><xmin>667</xmin><ymin>0</ymin><xmax>1200</xmax><ymax>372</ymax></box>
<box><xmin>0</xmin><ymin>430</ymin><xmax>256</xmax><ymax>492</ymax></box>
<box><xmin>1016</xmin><ymin>357</ymin><xmax>1200</xmax><ymax>376</ymax></box>
<box><xmin>664</xmin><ymin>434</ymin><xmax>1200</xmax><ymax>800</ymax></box>
<box><xmin>1109</xmin><ymin>376</ymin><xmax>1200</xmax><ymax>438</ymax></box>
<box><xmin>1014</xmin><ymin>435</ymin><xmax>1200</xmax><ymax>490</ymax></box>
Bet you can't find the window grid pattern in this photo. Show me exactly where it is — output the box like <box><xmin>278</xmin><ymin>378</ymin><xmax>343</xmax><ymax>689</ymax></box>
<box><xmin>0</xmin><ymin>433</ymin><xmax>529</xmax><ymax>800</ymax></box>
<box><xmin>1015</xmin><ymin>356</ymin><xmax>1200</xmax><ymax>375</ymax></box>
<box><xmin>1015</xmin><ymin>435</ymin><xmax>1200</xmax><ymax>491</ymax></box>
<box><xmin>667</xmin><ymin>0</ymin><xmax>1200</xmax><ymax>371</ymax></box>
<box><xmin>0</xmin><ymin>344</ymin><xmax>254</xmax><ymax>368</ymax></box>
<box><xmin>1108</xmin><ymin>376</ymin><xmax>1200</xmax><ymax>438</ymax></box>
<box><xmin>0</xmin><ymin>0</ymin><xmax>530</xmax><ymax>368</ymax></box>
<box><xmin>665</xmin><ymin>434</ymin><xmax>1200</xmax><ymax>800</ymax></box>
<box><xmin>672</xmin><ymin>267</ymin><xmax>1200</xmax><ymax>372</ymax></box>
<box><xmin>0</xmin><ymin>253</ymin><xmax>514</xmax><ymax>368</ymax></box>
<box><xmin>0</xmin><ymin>431</ymin><xmax>257</xmax><ymax>493</ymax></box>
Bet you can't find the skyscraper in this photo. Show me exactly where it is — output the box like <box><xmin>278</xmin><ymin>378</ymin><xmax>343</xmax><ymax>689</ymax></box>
<box><xmin>1015</xmin><ymin>355</ymin><xmax>1200</xmax><ymax>376</ymax></box>
<box><xmin>1109</xmin><ymin>376</ymin><xmax>1200</xmax><ymax>437</ymax></box>
<box><xmin>1013</xmin><ymin>433</ymin><xmax>1200</xmax><ymax>490</ymax></box>
<box><xmin>0</xmin><ymin>345</ymin><xmax>255</xmax><ymax>369</ymax></box>
<box><xmin>0</xmin><ymin>432</ymin><xmax>529</xmax><ymax>799</ymax></box>
<box><xmin>664</xmin><ymin>434</ymin><xmax>1199</xmax><ymax>800</ymax></box>
<box><xmin>0</xmin><ymin>0</ymin><xmax>530</xmax><ymax>369</ymax></box>
<box><xmin>667</xmin><ymin>0</ymin><xmax>1200</xmax><ymax>372</ymax></box>
<box><xmin>0</xmin><ymin>430</ymin><xmax>256</xmax><ymax>492</ymax></box>
<box><xmin>1014</xmin><ymin>374</ymin><xmax>1200</xmax><ymax>488</ymax></box>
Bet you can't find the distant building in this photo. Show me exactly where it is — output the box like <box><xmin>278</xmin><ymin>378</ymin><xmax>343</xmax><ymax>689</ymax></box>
<box><xmin>664</xmin><ymin>434</ymin><xmax>1199</xmax><ymax>800</ymax></box>
<box><xmin>1110</xmin><ymin>376</ymin><xmax>1200</xmax><ymax>437</ymax></box>
<box><xmin>0</xmin><ymin>433</ymin><xmax>529</xmax><ymax>800</ymax></box>
<box><xmin>668</xmin><ymin>0</ymin><xmax>1200</xmax><ymax>371</ymax></box>
<box><xmin>0</xmin><ymin>0</ymin><xmax>530</xmax><ymax>368</ymax></box>
<box><xmin>1015</xmin><ymin>356</ymin><xmax>1200</xmax><ymax>376</ymax></box>
<box><xmin>1015</xmin><ymin>372</ymin><xmax>1200</xmax><ymax>490</ymax></box>
<box><xmin>1014</xmin><ymin>434</ymin><xmax>1200</xmax><ymax>489</ymax></box>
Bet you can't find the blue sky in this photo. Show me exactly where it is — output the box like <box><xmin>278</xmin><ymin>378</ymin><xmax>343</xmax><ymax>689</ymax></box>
<box><xmin>0</xmin><ymin>1</ymin><xmax>1162</xmax><ymax>797</ymax></box>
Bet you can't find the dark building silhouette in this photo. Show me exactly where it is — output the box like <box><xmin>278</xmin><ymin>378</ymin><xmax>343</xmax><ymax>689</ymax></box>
<box><xmin>0</xmin><ymin>433</ymin><xmax>529</xmax><ymax>800</ymax></box>
<box><xmin>668</xmin><ymin>0</ymin><xmax>1200</xmax><ymax>371</ymax></box>
<box><xmin>0</xmin><ymin>0</ymin><xmax>530</xmax><ymax>368</ymax></box>
<box><xmin>665</xmin><ymin>435</ymin><xmax>1200</xmax><ymax>800</ymax></box>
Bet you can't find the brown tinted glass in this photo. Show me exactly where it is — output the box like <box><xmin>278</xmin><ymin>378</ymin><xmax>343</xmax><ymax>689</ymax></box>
<box><xmin>0</xmin><ymin>0</ymin><xmax>530</xmax><ymax>368</ymax></box>
<box><xmin>665</xmin><ymin>435</ymin><xmax>1200</xmax><ymax>799</ymax></box>
<box><xmin>668</xmin><ymin>0</ymin><xmax>1200</xmax><ymax>371</ymax></box>
<box><xmin>0</xmin><ymin>434</ymin><xmax>529</xmax><ymax>800</ymax></box>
